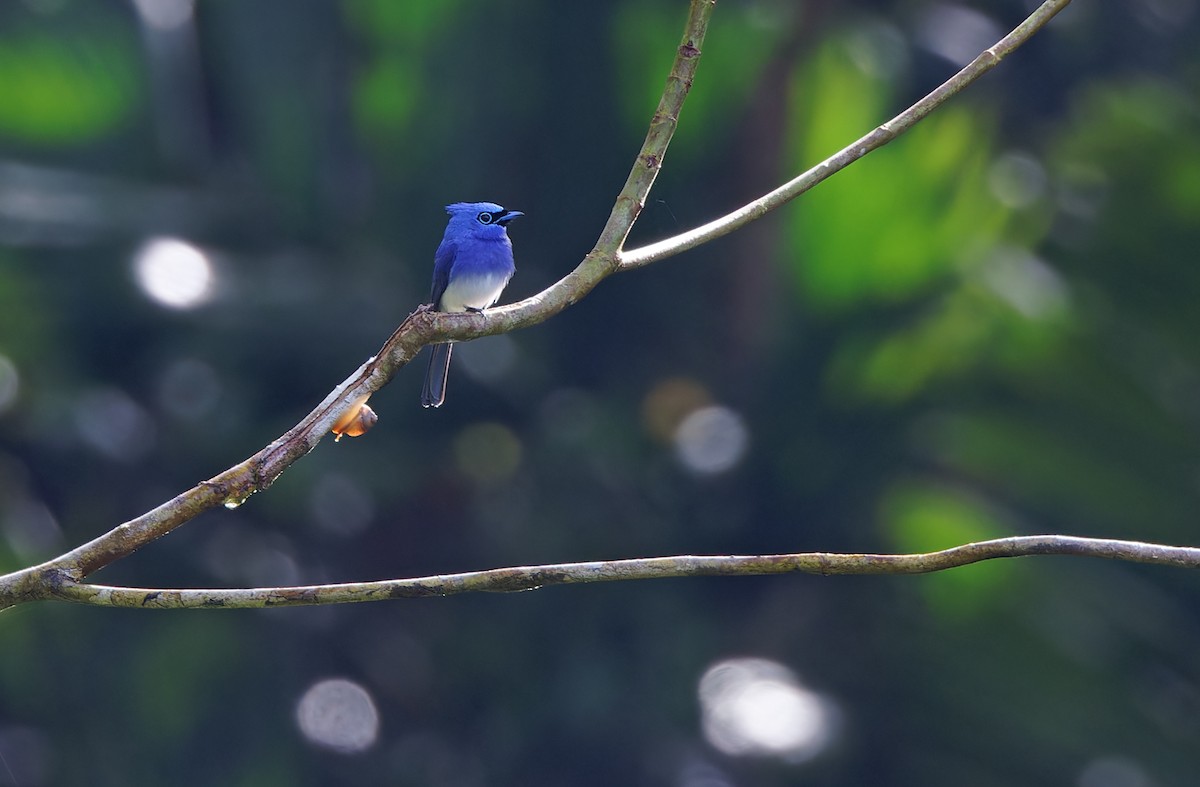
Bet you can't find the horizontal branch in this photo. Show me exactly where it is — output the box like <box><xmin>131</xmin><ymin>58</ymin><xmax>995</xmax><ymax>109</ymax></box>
<box><xmin>618</xmin><ymin>0</ymin><xmax>1073</xmax><ymax>268</ymax></box>
<box><xmin>43</xmin><ymin>535</ymin><xmax>1200</xmax><ymax>610</ymax></box>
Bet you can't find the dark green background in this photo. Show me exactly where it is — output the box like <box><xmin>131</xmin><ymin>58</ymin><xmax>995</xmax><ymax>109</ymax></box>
<box><xmin>1</xmin><ymin>0</ymin><xmax>1198</xmax><ymax>784</ymax></box>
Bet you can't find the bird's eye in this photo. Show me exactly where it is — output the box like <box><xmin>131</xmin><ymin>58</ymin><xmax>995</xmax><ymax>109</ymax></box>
<box><xmin>477</xmin><ymin>212</ymin><xmax>494</xmax><ymax>225</ymax></box>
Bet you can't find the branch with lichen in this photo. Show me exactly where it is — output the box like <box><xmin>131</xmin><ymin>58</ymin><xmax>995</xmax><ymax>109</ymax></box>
<box><xmin>42</xmin><ymin>536</ymin><xmax>1200</xmax><ymax>610</ymax></box>
<box><xmin>0</xmin><ymin>0</ymin><xmax>1109</xmax><ymax>614</ymax></box>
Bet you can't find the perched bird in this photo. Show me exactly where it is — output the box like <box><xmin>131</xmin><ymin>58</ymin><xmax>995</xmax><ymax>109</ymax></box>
<box><xmin>421</xmin><ymin>201</ymin><xmax>523</xmax><ymax>408</ymax></box>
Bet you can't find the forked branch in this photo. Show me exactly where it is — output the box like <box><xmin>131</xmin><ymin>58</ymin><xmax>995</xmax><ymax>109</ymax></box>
<box><xmin>0</xmin><ymin>0</ymin><xmax>1103</xmax><ymax>613</ymax></box>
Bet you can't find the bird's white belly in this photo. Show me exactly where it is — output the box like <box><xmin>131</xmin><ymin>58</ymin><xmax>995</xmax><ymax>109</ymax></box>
<box><xmin>439</xmin><ymin>270</ymin><xmax>512</xmax><ymax>312</ymax></box>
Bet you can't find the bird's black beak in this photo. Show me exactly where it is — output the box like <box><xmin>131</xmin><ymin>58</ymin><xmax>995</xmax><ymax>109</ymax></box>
<box><xmin>496</xmin><ymin>210</ymin><xmax>524</xmax><ymax>226</ymax></box>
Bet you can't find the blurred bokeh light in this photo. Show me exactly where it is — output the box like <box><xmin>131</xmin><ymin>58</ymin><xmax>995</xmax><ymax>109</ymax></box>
<box><xmin>132</xmin><ymin>237</ymin><xmax>213</xmax><ymax>309</ymax></box>
<box><xmin>72</xmin><ymin>387</ymin><xmax>155</xmax><ymax>462</ymax></box>
<box><xmin>1077</xmin><ymin>755</ymin><xmax>1153</xmax><ymax>787</ymax></box>
<box><xmin>309</xmin><ymin>471</ymin><xmax>376</xmax><ymax>537</ymax></box>
<box><xmin>1</xmin><ymin>497</ymin><xmax>61</xmax><ymax>562</ymax></box>
<box><xmin>674</xmin><ymin>405</ymin><xmax>750</xmax><ymax>475</ymax></box>
<box><xmin>131</xmin><ymin>0</ymin><xmax>194</xmax><ymax>31</ymax></box>
<box><xmin>454</xmin><ymin>422</ymin><xmax>522</xmax><ymax>485</ymax></box>
<box><xmin>155</xmin><ymin>357</ymin><xmax>222</xmax><ymax>421</ymax></box>
<box><xmin>698</xmin><ymin>658</ymin><xmax>838</xmax><ymax>763</ymax></box>
<box><xmin>295</xmin><ymin>678</ymin><xmax>380</xmax><ymax>754</ymax></box>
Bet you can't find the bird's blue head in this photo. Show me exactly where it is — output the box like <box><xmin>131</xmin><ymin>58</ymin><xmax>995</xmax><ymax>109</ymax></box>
<box><xmin>444</xmin><ymin>201</ymin><xmax>523</xmax><ymax>242</ymax></box>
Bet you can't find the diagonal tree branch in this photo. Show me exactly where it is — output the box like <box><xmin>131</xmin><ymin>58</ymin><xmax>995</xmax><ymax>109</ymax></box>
<box><xmin>619</xmin><ymin>0</ymin><xmax>1073</xmax><ymax>268</ymax></box>
<box><xmin>0</xmin><ymin>0</ymin><xmax>1096</xmax><ymax>612</ymax></box>
<box><xmin>41</xmin><ymin>536</ymin><xmax>1200</xmax><ymax>610</ymax></box>
<box><xmin>0</xmin><ymin>0</ymin><xmax>716</xmax><ymax>611</ymax></box>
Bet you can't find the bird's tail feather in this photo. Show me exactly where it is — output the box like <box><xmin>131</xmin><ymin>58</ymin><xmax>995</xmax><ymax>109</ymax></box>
<box><xmin>421</xmin><ymin>343</ymin><xmax>453</xmax><ymax>408</ymax></box>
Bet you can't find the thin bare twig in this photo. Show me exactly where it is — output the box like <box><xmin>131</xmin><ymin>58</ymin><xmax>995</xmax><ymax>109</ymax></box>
<box><xmin>619</xmin><ymin>0</ymin><xmax>1073</xmax><ymax>268</ymax></box>
<box><xmin>43</xmin><ymin>536</ymin><xmax>1200</xmax><ymax>610</ymax></box>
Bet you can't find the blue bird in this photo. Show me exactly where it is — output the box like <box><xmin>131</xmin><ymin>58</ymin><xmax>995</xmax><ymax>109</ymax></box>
<box><xmin>421</xmin><ymin>201</ymin><xmax>523</xmax><ymax>408</ymax></box>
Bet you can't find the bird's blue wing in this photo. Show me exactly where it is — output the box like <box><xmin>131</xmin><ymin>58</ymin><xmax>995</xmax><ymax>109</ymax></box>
<box><xmin>429</xmin><ymin>240</ymin><xmax>458</xmax><ymax>308</ymax></box>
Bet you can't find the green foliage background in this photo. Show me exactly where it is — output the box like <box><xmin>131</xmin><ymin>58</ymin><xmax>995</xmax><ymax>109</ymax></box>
<box><xmin>1</xmin><ymin>0</ymin><xmax>1199</xmax><ymax>784</ymax></box>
